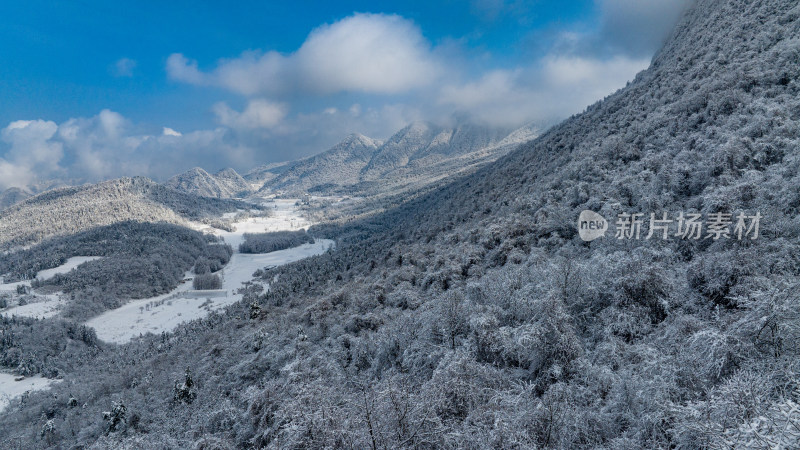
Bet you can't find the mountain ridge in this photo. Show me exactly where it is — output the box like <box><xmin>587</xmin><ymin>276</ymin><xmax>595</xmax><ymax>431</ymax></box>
<box><xmin>0</xmin><ymin>176</ymin><xmax>251</xmax><ymax>250</ymax></box>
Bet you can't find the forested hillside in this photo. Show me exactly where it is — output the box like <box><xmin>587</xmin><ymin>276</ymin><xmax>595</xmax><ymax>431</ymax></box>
<box><xmin>3</xmin><ymin>221</ymin><xmax>232</xmax><ymax>317</ymax></box>
<box><xmin>2</xmin><ymin>0</ymin><xmax>800</xmax><ymax>448</ymax></box>
<box><xmin>166</xmin><ymin>167</ymin><xmax>253</xmax><ymax>199</ymax></box>
<box><xmin>0</xmin><ymin>177</ymin><xmax>251</xmax><ymax>250</ymax></box>
<box><xmin>0</xmin><ymin>222</ymin><xmax>231</xmax><ymax>385</ymax></box>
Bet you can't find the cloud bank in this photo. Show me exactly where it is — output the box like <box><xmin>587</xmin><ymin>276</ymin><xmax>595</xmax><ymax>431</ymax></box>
<box><xmin>167</xmin><ymin>5</ymin><xmax>688</xmax><ymax>132</ymax></box>
<box><xmin>167</xmin><ymin>13</ymin><xmax>442</xmax><ymax>96</ymax></box>
<box><xmin>1</xmin><ymin>2</ymin><xmax>691</xmax><ymax>189</ymax></box>
<box><xmin>0</xmin><ymin>111</ymin><xmax>254</xmax><ymax>190</ymax></box>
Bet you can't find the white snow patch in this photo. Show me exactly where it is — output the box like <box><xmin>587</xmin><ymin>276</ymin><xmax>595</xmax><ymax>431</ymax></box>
<box><xmin>1</xmin><ymin>294</ymin><xmax>64</xmax><ymax>320</ymax></box>
<box><xmin>222</xmin><ymin>239</ymin><xmax>334</xmax><ymax>290</ymax></box>
<box><xmin>189</xmin><ymin>199</ymin><xmax>312</xmax><ymax>252</ymax></box>
<box><xmin>36</xmin><ymin>256</ymin><xmax>103</xmax><ymax>281</ymax></box>
<box><xmin>221</xmin><ymin>210</ymin><xmax>244</xmax><ymax>219</ymax></box>
<box><xmin>0</xmin><ymin>372</ymin><xmax>57</xmax><ymax>412</ymax></box>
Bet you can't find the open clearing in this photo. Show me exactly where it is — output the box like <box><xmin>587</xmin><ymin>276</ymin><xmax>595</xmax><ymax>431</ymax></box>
<box><xmin>0</xmin><ymin>372</ymin><xmax>57</xmax><ymax>413</ymax></box>
<box><xmin>0</xmin><ymin>256</ymin><xmax>104</xmax><ymax>319</ymax></box>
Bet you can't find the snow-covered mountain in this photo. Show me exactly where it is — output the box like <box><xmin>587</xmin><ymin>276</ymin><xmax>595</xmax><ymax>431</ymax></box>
<box><xmin>165</xmin><ymin>167</ymin><xmax>252</xmax><ymax>199</ymax></box>
<box><xmin>359</xmin><ymin>121</ymin><xmax>509</xmax><ymax>180</ymax></box>
<box><xmin>264</xmin><ymin>133</ymin><xmax>382</xmax><ymax>193</ymax></box>
<box><xmin>0</xmin><ymin>177</ymin><xmax>250</xmax><ymax>250</ymax></box>
<box><xmin>250</xmin><ymin>120</ymin><xmax>537</xmax><ymax>196</ymax></box>
<box><xmin>211</xmin><ymin>168</ymin><xmax>252</xmax><ymax>197</ymax></box>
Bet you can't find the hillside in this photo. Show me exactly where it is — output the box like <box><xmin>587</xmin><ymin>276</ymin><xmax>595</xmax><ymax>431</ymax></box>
<box><xmin>165</xmin><ymin>167</ymin><xmax>252</xmax><ymax>199</ymax></box>
<box><xmin>359</xmin><ymin>121</ymin><xmax>509</xmax><ymax>180</ymax></box>
<box><xmin>265</xmin><ymin>133</ymin><xmax>381</xmax><ymax>192</ymax></box>
<box><xmin>255</xmin><ymin>121</ymin><xmax>534</xmax><ymax>197</ymax></box>
<box><xmin>0</xmin><ymin>177</ymin><xmax>250</xmax><ymax>250</ymax></box>
<box><xmin>2</xmin><ymin>0</ymin><xmax>800</xmax><ymax>448</ymax></box>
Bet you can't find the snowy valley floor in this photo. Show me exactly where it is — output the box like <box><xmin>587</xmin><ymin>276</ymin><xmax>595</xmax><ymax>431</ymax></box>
<box><xmin>0</xmin><ymin>198</ymin><xmax>331</xmax><ymax>411</ymax></box>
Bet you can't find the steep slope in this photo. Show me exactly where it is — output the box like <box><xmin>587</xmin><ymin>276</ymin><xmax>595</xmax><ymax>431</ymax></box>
<box><xmin>213</xmin><ymin>168</ymin><xmax>252</xmax><ymax>198</ymax></box>
<box><xmin>0</xmin><ymin>177</ymin><xmax>250</xmax><ymax>250</ymax></box>
<box><xmin>359</xmin><ymin>121</ymin><xmax>442</xmax><ymax>179</ymax></box>
<box><xmin>4</xmin><ymin>0</ymin><xmax>800</xmax><ymax>448</ymax></box>
<box><xmin>256</xmin><ymin>121</ymin><xmax>528</xmax><ymax>197</ymax></box>
<box><xmin>165</xmin><ymin>167</ymin><xmax>223</xmax><ymax>197</ymax></box>
<box><xmin>359</xmin><ymin>121</ymin><xmax>510</xmax><ymax>180</ymax></box>
<box><xmin>266</xmin><ymin>133</ymin><xmax>381</xmax><ymax>192</ymax></box>
<box><xmin>243</xmin><ymin>161</ymin><xmax>293</xmax><ymax>186</ymax></box>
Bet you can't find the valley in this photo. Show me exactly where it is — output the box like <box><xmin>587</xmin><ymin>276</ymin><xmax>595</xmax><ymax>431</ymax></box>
<box><xmin>0</xmin><ymin>199</ymin><xmax>331</xmax><ymax>410</ymax></box>
<box><xmin>1</xmin><ymin>1</ymin><xmax>798</xmax><ymax>447</ymax></box>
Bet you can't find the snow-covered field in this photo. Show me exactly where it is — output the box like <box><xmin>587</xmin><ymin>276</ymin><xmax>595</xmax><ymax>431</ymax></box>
<box><xmin>206</xmin><ymin>199</ymin><xmax>319</xmax><ymax>262</ymax></box>
<box><xmin>191</xmin><ymin>199</ymin><xmax>312</xmax><ymax>250</ymax></box>
<box><xmin>0</xmin><ymin>294</ymin><xmax>64</xmax><ymax>320</ymax></box>
<box><xmin>85</xmin><ymin>239</ymin><xmax>333</xmax><ymax>344</ymax></box>
<box><xmin>222</xmin><ymin>240</ymin><xmax>333</xmax><ymax>290</ymax></box>
<box><xmin>0</xmin><ymin>372</ymin><xmax>56</xmax><ymax>412</ymax></box>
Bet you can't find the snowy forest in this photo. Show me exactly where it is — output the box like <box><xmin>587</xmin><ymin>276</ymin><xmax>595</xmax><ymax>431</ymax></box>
<box><xmin>0</xmin><ymin>0</ymin><xmax>799</xmax><ymax>448</ymax></box>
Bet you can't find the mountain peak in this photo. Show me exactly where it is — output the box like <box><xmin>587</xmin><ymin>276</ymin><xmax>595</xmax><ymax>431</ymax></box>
<box><xmin>339</xmin><ymin>132</ymin><xmax>379</xmax><ymax>149</ymax></box>
<box><xmin>165</xmin><ymin>167</ymin><xmax>251</xmax><ymax>199</ymax></box>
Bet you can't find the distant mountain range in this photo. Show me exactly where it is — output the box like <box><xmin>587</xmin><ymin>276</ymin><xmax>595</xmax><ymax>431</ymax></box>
<box><xmin>0</xmin><ymin>121</ymin><xmax>538</xmax><ymax>210</ymax></box>
<box><xmin>165</xmin><ymin>120</ymin><xmax>540</xmax><ymax>199</ymax></box>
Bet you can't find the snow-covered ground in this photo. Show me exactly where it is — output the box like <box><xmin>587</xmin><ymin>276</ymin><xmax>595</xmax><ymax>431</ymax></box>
<box><xmin>222</xmin><ymin>240</ymin><xmax>333</xmax><ymax>290</ymax></box>
<box><xmin>0</xmin><ymin>294</ymin><xmax>64</xmax><ymax>320</ymax></box>
<box><xmin>0</xmin><ymin>256</ymin><xmax>103</xmax><ymax>319</ymax></box>
<box><xmin>85</xmin><ymin>239</ymin><xmax>333</xmax><ymax>344</ymax></box>
<box><xmin>190</xmin><ymin>200</ymin><xmax>311</xmax><ymax>250</ymax></box>
<box><xmin>36</xmin><ymin>256</ymin><xmax>102</xmax><ymax>280</ymax></box>
<box><xmin>0</xmin><ymin>372</ymin><xmax>56</xmax><ymax>412</ymax></box>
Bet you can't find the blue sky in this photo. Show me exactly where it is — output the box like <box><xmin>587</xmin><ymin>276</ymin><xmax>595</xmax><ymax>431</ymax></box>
<box><xmin>0</xmin><ymin>0</ymin><xmax>690</xmax><ymax>189</ymax></box>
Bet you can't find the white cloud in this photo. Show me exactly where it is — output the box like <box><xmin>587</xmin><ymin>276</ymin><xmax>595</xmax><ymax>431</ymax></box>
<box><xmin>166</xmin><ymin>53</ymin><xmax>208</xmax><ymax>86</ymax></box>
<box><xmin>163</xmin><ymin>127</ymin><xmax>182</xmax><ymax>137</ymax></box>
<box><xmin>0</xmin><ymin>110</ymin><xmax>263</xmax><ymax>187</ymax></box>
<box><xmin>0</xmin><ymin>120</ymin><xmax>63</xmax><ymax>189</ymax></box>
<box><xmin>0</xmin><ymin>103</ymin><xmax>426</xmax><ymax>189</ymax></box>
<box><xmin>578</xmin><ymin>0</ymin><xmax>692</xmax><ymax>57</ymax></box>
<box><xmin>167</xmin><ymin>13</ymin><xmax>442</xmax><ymax>96</ymax></box>
<box><xmin>213</xmin><ymin>99</ymin><xmax>287</xmax><ymax>130</ymax></box>
<box><xmin>114</xmin><ymin>57</ymin><xmax>137</xmax><ymax>77</ymax></box>
<box><xmin>438</xmin><ymin>55</ymin><xmax>649</xmax><ymax>127</ymax></box>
